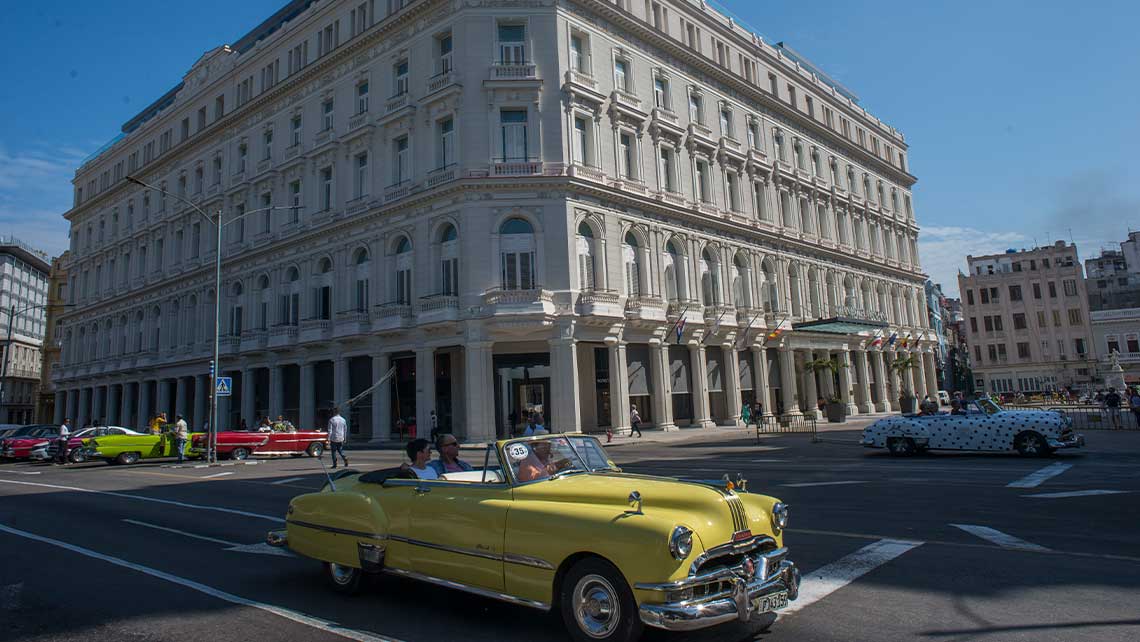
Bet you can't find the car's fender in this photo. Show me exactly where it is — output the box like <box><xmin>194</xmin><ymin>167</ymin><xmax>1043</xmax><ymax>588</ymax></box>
<box><xmin>286</xmin><ymin>489</ymin><xmax>390</xmax><ymax>568</ymax></box>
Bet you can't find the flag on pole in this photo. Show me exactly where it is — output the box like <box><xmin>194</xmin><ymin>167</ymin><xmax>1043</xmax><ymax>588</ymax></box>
<box><xmin>869</xmin><ymin>330</ymin><xmax>884</xmax><ymax>348</ymax></box>
<box><xmin>899</xmin><ymin>334</ymin><xmax>909</xmax><ymax>349</ymax></box>
<box><xmin>675</xmin><ymin>317</ymin><xmax>686</xmax><ymax>344</ymax></box>
<box><xmin>887</xmin><ymin>332</ymin><xmax>898</xmax><ymax>346</ymax></box>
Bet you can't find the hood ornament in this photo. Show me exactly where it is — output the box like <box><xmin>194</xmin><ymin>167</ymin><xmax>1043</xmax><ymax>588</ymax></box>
<box><xmin>627</xmin><ymin>490</ymin><xmax>643</xmax><ymax>514</ymax></box>
<box><xmin>722</xmin><ymin>473</ymin><xmax>748</xmax><ymax>492</ymax></box>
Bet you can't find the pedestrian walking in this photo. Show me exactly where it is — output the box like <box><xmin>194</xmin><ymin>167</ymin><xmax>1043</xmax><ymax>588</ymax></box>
<box><xmin>630</xmin><ymin>404</ymin><xmax>643</xmax><ymax>438</ymax></box>
<box><xmin>55</xmin><ymin>418</ymin><xmax>71</xmax><ymax>465</ymax></box>
<box><xmin>173</xmin><ymin>414</ymin><xmax>189</xmax><ymax>463</ymax></box>
<box><xmin>327</xmin><ymin>406</ymin><xmax>349</xmax><ymax>468</ymax></box>
<box><xmin>1104</xmin><ymin>387</ymin><xmax>1122</xmax><ymax>429</ymax></box>
<box><xmin>1129</xmin><ymin>388</ymin><xmax>1140</xmax><ymax>429</ymax></box>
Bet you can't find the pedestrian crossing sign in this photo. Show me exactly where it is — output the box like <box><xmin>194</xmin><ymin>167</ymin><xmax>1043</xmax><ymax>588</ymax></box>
<box><xmin>215</xmin><ymin>376</ymin><xmax>232</xmax><ymax>397</ymax></box>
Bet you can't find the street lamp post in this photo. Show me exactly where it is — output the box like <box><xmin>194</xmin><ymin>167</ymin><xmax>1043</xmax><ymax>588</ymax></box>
<box><xmin>0</xmin><ymin>303</ymin><xmax>52</xmax><ymax>424</ymax></box>
<box><xmin>126</xmin><ymin>175</ymin><xmax>295</xmax><ymax>464</ymax></box>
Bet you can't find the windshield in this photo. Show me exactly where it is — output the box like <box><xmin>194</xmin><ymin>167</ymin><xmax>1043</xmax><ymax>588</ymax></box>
<box><xmin>977</xmin><ymin>398</ymin><xmax>1002</xmax><ymax>415</ymax></box>
<box><xmin>502</xmin><ymin>436</ymin><xmax>590</xmax><ymax>483</ymax></box>
<box><xmin>566</xmin><ymin>436</ymin><xmax>619</xmax><ymax>471</ymax></box>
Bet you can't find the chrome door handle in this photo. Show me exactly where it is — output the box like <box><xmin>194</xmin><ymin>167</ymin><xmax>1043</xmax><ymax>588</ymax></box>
<box><xmin>415</xmin><ymin>486</ymin><xmax>431</xmax><ymax>494</ymax></box>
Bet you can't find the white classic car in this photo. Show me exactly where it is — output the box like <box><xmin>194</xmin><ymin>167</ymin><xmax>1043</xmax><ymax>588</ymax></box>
<box><xmin>861</xmin><ymin>398</ymin><xmax>1085</xmax><ymax>456</ymax></box>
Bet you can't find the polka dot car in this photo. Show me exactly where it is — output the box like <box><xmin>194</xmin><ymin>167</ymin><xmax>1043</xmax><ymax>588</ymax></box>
<box><xmin>860</xmin><ymin>397</ymin><xmax>1085</xmax><ymax>456</ymax></box>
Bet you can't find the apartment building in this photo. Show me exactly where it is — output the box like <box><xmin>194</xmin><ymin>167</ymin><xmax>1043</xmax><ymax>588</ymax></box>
<box><xmin>959</xmin><ymin>241</ymin><xmax>1095</xmax><ymax>394</ymax></box>
<box><xmin>55</xmin><ymin>0</ymin><xmax>931</xmax><ymax>440</ymax></box>
<box><xmin>0</xmin><ymin>237</ymin><xmax>51</xmax><ymax>424</ymax></box>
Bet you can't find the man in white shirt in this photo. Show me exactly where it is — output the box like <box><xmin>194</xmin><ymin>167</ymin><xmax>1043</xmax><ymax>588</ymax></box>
<box><xmin>327</xmin><ymin>407</ymin><xmax>349</xmax><ymax>468</ymax></box>
<box><xmin>55</xmin><ymin>418</ymin><xmax>72</xmax><ymax>464</ymax></box>
<box><xmin>173</xmin><ymin>414</ymin><xmax>190</xmax><ymax>463</ymax></box>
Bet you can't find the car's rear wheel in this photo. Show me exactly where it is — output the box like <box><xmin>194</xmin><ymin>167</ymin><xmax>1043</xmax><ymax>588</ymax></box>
<box><xmin>887</xmin><ymin>437</ymin><xmax>916</xmax><ymax>457</ymax></box>
<box><xmin>560</xmin><ymin>557</ymin><xmax>642</xmax><ymax>642</ymax></box>
<box><xmin>116</xmin><ymin>452</ymin><xmax>140</xmax><ymax>465</ymax></box>
<box><xmin>231</xmin><ymin>447</ymin><xmax>250</xmax><ymax>461</ymax></box>
<box><xmin>323</xmin><ymin>562</ymin><xmax>362</xmax><ymax>595</ymax></box>
<box><xmin>1015</xmin><ymin>431</ymin><xmax>1051</xmax><ymax>457</ymax></box>
<box><xmin>69</xmin><ymin>449</ymin><xmax>85</xmax><ymax>464</ymax></box>
<box><xmin>307</xmin><ymin>442</ymin><xmax>325</xmax><ymax>458</ymax></box>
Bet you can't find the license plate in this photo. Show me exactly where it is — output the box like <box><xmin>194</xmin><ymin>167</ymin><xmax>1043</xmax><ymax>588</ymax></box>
<box><xmin>753</xmin><ymin>591</ymin><xmax>789</xmax><ymax>613</ymax></box>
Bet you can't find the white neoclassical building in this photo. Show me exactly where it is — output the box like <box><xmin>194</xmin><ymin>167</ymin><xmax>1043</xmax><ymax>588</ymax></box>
<box><xmin>54</xmin><ymin>0</ymin><xmax>934</xmax><ymax>441</ymax></box>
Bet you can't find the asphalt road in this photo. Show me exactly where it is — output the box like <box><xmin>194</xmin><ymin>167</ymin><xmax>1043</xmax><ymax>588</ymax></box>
<box><xmin>1</xmin><ymin>427</ymin><xmax>1138</xmax><ymax>642</ymax></box>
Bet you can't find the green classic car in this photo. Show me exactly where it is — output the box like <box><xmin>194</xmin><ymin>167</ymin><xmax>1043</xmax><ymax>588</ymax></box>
<box><xmin>83</xmin><ymin>431</ymin><xmax>203</xmax><ymax>465</ymax></box>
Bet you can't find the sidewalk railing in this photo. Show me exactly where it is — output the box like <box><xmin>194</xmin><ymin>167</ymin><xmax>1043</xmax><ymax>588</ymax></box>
<box><xmin>755</xmin><ymin>415</ymin><xmax>818</xmax><ymax>444</ymax></box>
<box><xmin>1005</xmin><ymin>403</ymin><xmax>1140</xmax><ymax>430</ymax></box>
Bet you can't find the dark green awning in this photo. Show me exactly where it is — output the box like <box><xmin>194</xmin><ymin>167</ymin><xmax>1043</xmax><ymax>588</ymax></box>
<box><xmin>792</xmin><ymin>317</ymin><xmax>888</xmax><ymax>335</ymax></box>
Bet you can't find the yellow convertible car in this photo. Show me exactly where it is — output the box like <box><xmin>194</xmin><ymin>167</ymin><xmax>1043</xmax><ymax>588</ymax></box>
<box><xmin>268</xmin><ymin>434</ymin><xmax>800</xmax><ymax>641</ymax></box>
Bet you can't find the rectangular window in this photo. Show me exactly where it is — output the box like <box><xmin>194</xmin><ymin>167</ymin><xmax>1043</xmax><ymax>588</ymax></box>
<box><xmin>357</xmin><ymin>81</ymin><xmax>369</xmax><ymax>113</ymax></box>
<box><xmin>966</xmin><ymin>289</ymin><xmax>975</xmax><ymax>305</ymax></box>
<box><xmin>1063</xmin><ymin>279</ymin><xmax>1077</xmax><ymax>296</ymax></box>
<box><xmin>653</xmin><ymin>77</ymin><xmax>667</xmax><ymax>108</ymax></box>
<box><xmin>1009</xmin><ymin>285</ymin><xmax>1022</xmax><ymax>301</ymax></box>
<box><xmin>1032</xmin><ymin>282</ymin><xmax>1041</xmax><ymax>299</ymax></box>
<box><xmin>619</xmin><ymin>132</ymin><xmax>635</xmax><ymax>179</ymax></box>
<box><xmin>438</xmin><ymin>117</ymin><xmax>454</xmax><ymax>168</ymax></box>
<box><xmin>500</xmin><ymin>109</ymin><xmax>528</xmax><ymax>161</ymax></box>
<box><xmin>320</xmin><ymin>167</ymin><xmax>333</xmax><ymax>210</ymax></box>
<box><xmin>263</xmin><ymin>127</ymin><xmax>273</xmax><ymax>160</ymax></box>
<box><xmin>322</xmin><ymin>99</ymin><xmax>334</xmax><ymax>131</ymax></box>
<box><xmin>969</xmin><ymin>317</ymin><xmax>978</xmax><ymax>333</ymax></box>
<box><xmin>354</xmin><ymin>152</ymin><xmax>368</xmax><ymax>198</ymax></box>
<box><xmin>289</xmin><ymin>180</ymin><xmax>302</xmax><ymax>223</ymax></box>
<box><xmin>688</xmin><ymin>92</ymin><xmax>703</xmax><ymax>124</ymax></box>
<box><xmin>614</xmin><ymin>58</ymin><xmax>629</xmax><ymax>92</ymax></box>
<box><xmin>393</xmin><ymin>136</ymin><xmax>409</xmax><ymax>183</ymax></box>
<box><xmin>215</xmin><ymin>95</ymin><xmax>225</xmax><ymax>120</ymax></box>
<box><xmin>1068</xmin><ymin>309</ymin><xmax>1082</xmax><ymax>325</ymax></box>
<box><xmin>260</xmin><ymin>192</ymin><xmax>272</xmax><ymax>232</ymax></box>
<box><xmin>572</xmin><ymin>117</ymin><xmax>588</xmax><ymax>165</ymax></box>
<box><xmin>726</xmin><ymin>172</ymin><xmax>741</xmax><ymax>212</ymax></box>
<box><xmin>975</xmin><ymin>345</ymin><xmax>982</xmax><ymax>363</ymax></box>
<box><xmin>1013</xmin><ymin>313</ymin><xmax>1026</xmax><ymax>330</ymax></box>
<box><xmin>984</xmin><ymin>316</ymin><xmax>994</xmax><ymax>332</ymax></box>
<box><xmin>1048</xmin><ymin>281</ymin><xmax>1057</xmax><ymax>298</ymax></box>
<box><xmin>1075</xmin><ymin>338</ymin><xmax>1086</xmax><ymax>356</ymax></box>
<box><xmin>393</xmin><ymin>59</ymin><xmax>409</xmax><ymax>96</ymax></box>
<box><xmin>1052</xmin><ymin>310</ymin><xmax>1061</xmax><ymax>327</ymax></box>
<box><xmin>1036</xmin><ymin>310</ymin><xmax>1046</xmax><ymax>328</ymax></box>
<box><xmin>1128</xmin><ymin>337</ymin><xmax>1140</xmax><ymax>353</ymax></box>
<box><xmin>292</xmin><ymin>115</ymin><xmax>302</xmax><ymax>146</ymax></box>
<box><xmin>498</xmin><ymin>23</ymin><xmax>526</xmax><ymax>64</ymax></box>
<box><xmin>1017</xmin><ymin>342</ymin><xmax>1030</xmax><ymax>359</ymax></box>
<box><xmin>437</xmin><ymin>32</ymin><xmax>453</xmax><ymax>74</ymax></box>
<box><xmin>747</xmin><ymin>120</ymin><xmax>761</xmax><ymax>150</ymax></box>
<box><xmin>980</xmin><ymin>288</ymin><xmax>989</xmax><ymax>304</ymax></box>
<box><xmin>659</xmin><ymin>147</ymin><xmax>675</xmax><ymax>192</ymax></box>
<box><xmin>719</xmin><ymin>107</ymin><xmax>732</xmax><ymax>137</ymax></box>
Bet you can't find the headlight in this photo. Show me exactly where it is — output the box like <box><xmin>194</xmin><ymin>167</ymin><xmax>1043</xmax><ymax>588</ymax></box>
<box><xmin>772</xmin><ymin>502</ymin><xmax>790</xmax><ymax>531</ymax></box>
<box><xmin>669</xmin><ymin>525</ymin><xmax>694</xmax><ymax>560</ymax></box>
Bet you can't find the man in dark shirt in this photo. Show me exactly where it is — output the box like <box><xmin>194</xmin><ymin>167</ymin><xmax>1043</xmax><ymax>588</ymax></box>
<box><xmin>1104</xmin><ymin>388</ymin><xmax>1122</xmax><ymax>429</ymax></box>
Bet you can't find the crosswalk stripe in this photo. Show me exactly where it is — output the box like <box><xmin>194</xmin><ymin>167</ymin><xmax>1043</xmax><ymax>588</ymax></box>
<box><xmin>781</xmin><ymin>538</ymin><xmax>923</xmax><ymax>615</ymax></box>
<box><xmin>1025</xmin><ymin>489</ymin><xmax>1130</xmax><ymax>499</ymax></box>
<box><xmin>950</xmin><ymin>524</ymin><xmax>1050</xmax><ymax>552</ymax></box>
<box><xmin>1006</xmin><ymin>462</ymin><xmax>1072</xmax><ymax>488</ymax></box>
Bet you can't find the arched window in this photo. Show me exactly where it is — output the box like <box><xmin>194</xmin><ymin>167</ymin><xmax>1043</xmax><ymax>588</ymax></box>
<box><xmin>151</xmin><ymin>306</ymin><xmax>162</xmax><ymax>351</ymax></box>
<box><xmin>168</xmin><ymin>302</ymin><xmax>180</xmax><ymax>348</ymax></box>
<box><xmin>761</xmin><ymin>259</ymin><xmax>779</xmax><ymax>313</ymax></box>
<box><xmin>731</xmin><ymin>254</ymin><xmax>747</xmax><ymax>308</ymax></box>
<box><xmin>255</xmin><ymin>276</ymin><xmax>270</xmax><ymax>329</ymax></box>
<box><xmin>118</xmin><ymin>315</ymin><xmax>128</xmax><ymax>354</ymax></box>
<box><xmin>186</xmin><ymin>296</ymin><xmax>198</xmax><ymax>344</ymax></box>
<box><xmin>576</xmin><ymin>222</ymin><xmax>595</xmax><ymax>291</ymax></box>
<box><xmin>350</xmin><ymin>249</ymin><xmax>371</xmax><ymax>312</ymax></box>
<box><xmin>663</xmin><ymin>241</ymin><xmax>681</xmax><ymax>303</ymax></box>
<box><xmin>394</xmin><ymin>238</ymin><xmax>413</xmax><ymax>304</ymax></box>
<box><xmin>622</xmin><ymin>233</ymin><xmax>641</xmax><ymax>297</ymax></box>
<box><xmin>439</xmin><ymin>224</ymin><xmax>459</xmax><ymax>296</ymax></box>
<box><xmin>807</xmin><ymin>268</ymin><xmax>822</xmax><ymax>318</ymax></box>
<box><xmin>794</xmin><ymin>140</ymin><xmax>805</xmax><ymax>170</ymax></box>
<box><xmin>500</xmin><ymin>218</ymin><xmax>535</xmax><ymax>290</ymax></box>
<box><xmin>281</xmin><ymin>268</ymin><xmax>301</xmax><ymax>326</ymax></box>
<box><xmin>230</xmin><ymin>282</ymin><xmax>244</xmax><ymax>336</ymax></box>
<box><xmin>134</xmin><ymin>311</ymin><xmax>145</xmax><ymax>352</ymax></box>
<box><xmin>843</xmin><ymin>276</ymin><xmax>857</xmax><ymax>309</ymax></box>
<box><xmin>788</xmin><ymin>264</ymin><xmax>803</xmax><ymax>318</ymax></box>
<box><xmin>817</xmin><ymin>203</ymin><xmax>831</xmax><ymax>240</ymax></box>
<box><xmin>314</xmin><ymin>258</ymin><xmax>334</xmax><ymax>319</ymax></box>
<box><xmin>700</xmin><ymin>248</ymin><xmax>720</xmax><ymax>306</ymax></box>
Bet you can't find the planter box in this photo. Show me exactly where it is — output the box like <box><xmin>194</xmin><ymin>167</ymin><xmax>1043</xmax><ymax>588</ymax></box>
<box><xmin>825</xmin><ymin>402</ymin><xmax>847</xmax><ymax>423</ymax></box>
<box><xmin>898</xmin><ymin>396</ymin><xmax>917</xmax><ymax>414</ymax></box>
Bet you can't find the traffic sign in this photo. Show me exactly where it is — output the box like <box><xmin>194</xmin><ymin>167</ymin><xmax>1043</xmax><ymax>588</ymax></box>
<box><xmin>215</xmin><ymin>376</ymin><xmax>232</xmax><ymax>397</ymax></box>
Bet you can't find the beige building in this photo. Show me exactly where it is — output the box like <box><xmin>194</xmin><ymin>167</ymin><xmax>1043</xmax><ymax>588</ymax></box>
<box><xmin>37</xmin><ymin>254</ymin><xmax>69</xmax><ymax>423</ymax></box>
<box><xmin>1</xmin><ymin>236</ymin><xmax>51</xmax><ymax>424</ymax></box>
<box><xmin>959</xmin><ymin>241</ymin><xmax>1095</xmax><ymax>394</ymax></box>
<box><xmin>55</xmin><ymin>0</ymin><xmax>933</xmax><ymax>439</ymax></box>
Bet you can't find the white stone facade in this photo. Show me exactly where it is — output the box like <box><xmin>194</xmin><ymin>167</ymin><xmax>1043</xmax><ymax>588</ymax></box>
<box><xmin>55</xmin><ymin>0</ymin><xmax>931</xmax><ymax>440</ymax></box>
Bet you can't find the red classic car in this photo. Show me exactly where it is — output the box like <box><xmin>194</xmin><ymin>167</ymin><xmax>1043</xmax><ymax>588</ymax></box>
<box><xmin>0</xmin><ymin>426</ymin><xmax>60</xmax><ymax>459</ymax></box>
<box><xmin>189</xmin><ymin>429</ymin><xmax>328</xmax><ymax>460</ymax></box>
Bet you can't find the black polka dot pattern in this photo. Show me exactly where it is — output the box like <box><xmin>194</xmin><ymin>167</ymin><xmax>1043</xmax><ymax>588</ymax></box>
<box><xmin>861</xmin><ymin>409</ymin><xmax>1065</xmax><ymax>452</ymax></box>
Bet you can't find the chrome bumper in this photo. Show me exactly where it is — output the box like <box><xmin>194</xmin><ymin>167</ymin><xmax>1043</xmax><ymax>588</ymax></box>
<box><xmin>859</xmin><ymin>436</ymin><xmax>877</xmax><ymax>447</ymax></box>
<box><xmin>638</xmin><ymin>550</ymin><xmax>800</xmax><ymax>631</ymax></box>
<box><xmin>266</xmin><ymin>530</ymin><xmax>288</xmax><ymax>547</ymax></box>
<box><xmin>1048</xmin><ymin>433</ymin><xmax>1085</xmax><ymax>449</ymax></box>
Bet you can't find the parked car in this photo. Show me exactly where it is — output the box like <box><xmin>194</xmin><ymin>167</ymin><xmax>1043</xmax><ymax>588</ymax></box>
<box><xmin>268</xmin><ymin>434</ymin><xmax>800</xmax><ymax>642</ymax></box>
<box><xmin>82</xmin><ymin>430</ymin><xmax>204</xmax><ymax>465</ymax></box>
<box><xmin>189</xmin><ymin>429</ymin><xmax>328</xmax><ymax>460</ymax></box>
<box><xmin>30</xmin><ymin>426</ymin><xmax>144</xmax><ymax>463</ymax></box>
<box><xmin>0</xmin><ymin>426</ymin><xmax>59</xmax><ymax>458</ymax></box>
<box><xmin>861</xmin><ymin>397</ymin><xmax>1085</xmax><ymax>456</ymax></box>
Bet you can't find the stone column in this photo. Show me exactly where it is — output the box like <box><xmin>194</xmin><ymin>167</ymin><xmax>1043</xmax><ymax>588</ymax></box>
<box><xmin>751</xmin><ymin>345</ymin><xmax>772</xmax><ymax>417</ymax></box>
<box><xmin>192</xmin><ymin>376</ymin><xmax>205</xmax><ymax>430</ymax></box>
<box><xmin>856</xmin><ymin>350</ymin><xmax>874</xmax><ymax>414</ymax></box>
<box><xmin>107</xmin><ymin>384</ymin><xmax>121</xmax><ymax>426</ymax></box>
<box><xmin>839</xmin><ymin>349</ymin><xmax>859</xmax><ymax>415</ymax></box>
<box><xmin>817</xmin><ymin>350</ymin><xmax>835</xmax><ymax>400</ymax></box>
<box><xmin>873</xmin><ymin>351</ymin><xmax>891</xmax><ymax>412</ymax></box>
<box><xmin>122</xmin><ymin>382</ymin><xmax>136</xmax><ymax>429</ymax></box>
<box><xmin>137</xmin><ymin>381</ymin><xmax>152</xmax><ymax>428</ymax></box>
<box><xmin>54</xmin><ymin>390</ymin><xmax>66</xmax><ymax>425</ymax></box>
<box><xmin>156</xmin><ymin>379</ymin><xmax>171</xmax><ymax>420</ymax></box>
<box><xmin>606</xmin><ymin>338</ymin><xmax>631</xmax><ymax>434</ymax></box>
<box><xmin>68</xmin><ymin>389</ymin><xmax>79</xmax><ymax>426</ymax></box>
<box><xmin>371</xmin><ymin>354</ymin><xmax>391</xmax><ymax>442</ymax></box>
<box><xmin>924</xmin><ymin>350</ymin><xmax>939</xmax><ymax>400</ymax></box>
<box><xmin>240</xmin><ymin>368</ymin><xmax>256</xmax><ymax>428</ymax></box>
<box><xmin>300</xmin><ymin>362</ymin><xmax>315</xmax><ymax>430</ymax></box>
<box><xmin>648</xmin><ymin>338</ymin><xmax>675</xmax><ymax>431</ymax></box>
<box><xmin>92</xmin><ymin>386</ymin><xmax>105</xmax><ymax>424</ymax></box>
<box><xmin>268</xmin><ymin>365</ymin><xmax>283</xmax><ymax>420</ymax></box>
<box><xmin>911</xmin><ymin>350</ymin><xmax>927</xmax><ymax>401</ymax></box>
<box><xmin>414</xmin><ymin>348</ymin><xmax>435</xmax><ymax>438</ymax></box>
<box><xmin>175</xmin><ymin>377</ymin><xmax>189</xmax><ymax>420</ymax></box>
<box><xmin>778</xmin><ymin>346</ymin><xmax>801</xmax><ymax>418</ymax></box>
<box><xmin>463</xmin><ymin>342</ymin><xmax>495</xmax><ymax>442</ymax></box>
<box><xmin>802</xmin><ymin>351</ymin><xmax>821</xmax><ymax>420</ymax></box>
<box><xmin>722</xmin><ymin>342</ymin><xmax>742</xmax><ymax>426</ymax></box>
<box><xmin>688</xmin><ymin>341</ymin><xmax>714</xmax><ymax>429</ymax></box>
<box><xmin>77</xmin><ymin>388</ymin><xmax>90</xmax><ymax>428</ymax></box>
<box><xmin>550</xmin><ymin>336</ymin><xmax>583</xmax><ymax>434</ymax></box>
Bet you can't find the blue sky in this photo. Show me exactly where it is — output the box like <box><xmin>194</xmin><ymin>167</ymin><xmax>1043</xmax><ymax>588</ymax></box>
<box><xmin>2</xmin><ymin>1</ymin><xmax>1137</xmax><ymax>297</ymax></box>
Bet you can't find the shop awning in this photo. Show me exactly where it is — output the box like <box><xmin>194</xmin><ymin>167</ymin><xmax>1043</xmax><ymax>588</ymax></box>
<box><xmin>792</xmin><ymin>317</ymin><xmax>888</xmax><ymax>335</ymax></box>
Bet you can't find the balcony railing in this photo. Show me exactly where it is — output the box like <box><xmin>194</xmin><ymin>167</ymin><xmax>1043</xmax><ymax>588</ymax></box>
<box><xmin>314</xmin><ymin>128</ymin><xmax>335</xmax><ymax>146</ymax></box>
<box><xmin>347</xmin><ymin>111</ymin><xmax>371</xmax><ymax>132</ymax></box>
<box><xmin>492</xmin><ymin>158</ymin><xmax>542</xmax><ymax>176</ymax></box>
<box><xmin>385</xmin><ymin>93</ymin><xmax>410</xmax><ymax>114</ymax></box>
<box><xmin>490</xmin><ymin>62</ymin><xmax>537</xmax><ymax>80</ymax></box>
<box><xmin>425</xmin><ymin>165</ymin><xmax>457</xmax><ymax>189</ymax></box>
<box><xmin>568</xmin><ymin>163</ymin><xmax>606</xmax><ymax>183</ymax></box>
<box><xmin>384</xmin><ymin>180</ymin><xmax>413</xmax><ymax>202</ymax></box>
<box><xmin>345</xmin><ymin>195</ymin><xmax>370</xmax><ymax>215</ymax></box>
<box><xmin>564</xmin><ymin>69</ymin><xmax>596</xmax><ymax>89</ymax></box>
<box><xmin>283</xmin><ymin>143</ymin><xmax>304</xmax><ymax>161</ymax></box>
<box><xmin>418</xmin><ymin>294</ymin><xmax>459</xmax><ymax>313</ymax></box>
<box><xmin>611</xmin><ymin>89</ymin><xmax>642</xmax><ymax>109</ymax></box>
<box><xmin>483</xmin><ymin>287</ymin><xmax>552</xmax><ymax>307</ymax></box>
<box><xmin>651</xmin><ymin>107</ymin><xmax>678</xmax><ymax>125</ymax></box>
<box><xmin>427</xmin><ymin>70</ymin><xmax>458</xmax><ymax>95</ymax></box>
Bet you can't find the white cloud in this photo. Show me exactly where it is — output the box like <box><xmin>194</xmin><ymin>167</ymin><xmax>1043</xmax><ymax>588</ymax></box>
<box><xmin>918</xmin><ymin>226</ymin><xmax>1030</xmax><ymax>298</ymax></box>
<box><xmin>0</xmin><ymin>140</ymin><xmax>86</xmax><ymax>258</ymax></box>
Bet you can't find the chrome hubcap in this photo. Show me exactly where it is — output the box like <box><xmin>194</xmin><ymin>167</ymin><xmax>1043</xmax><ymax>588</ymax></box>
<box><xmin>329</xmin><ymin>563</ymin><xmax>354</xmax><ymax>585</ymax></box>
<box><xmin>574</xmin><ymin>574</ymin><xmax>619</xmax><ymax>638</ymax></box>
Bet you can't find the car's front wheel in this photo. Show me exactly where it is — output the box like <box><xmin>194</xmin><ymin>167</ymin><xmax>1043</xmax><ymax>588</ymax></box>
<box><xmin>307</xmin><ymin>442</ymin><xmax>325</xmax><ymax>458</ymax></box>
<box><xmin>1015</xmin><ymin>431</ymin><xmax>1052</xmax><ymax>457</ymax></box>
<box><xmin>323</xmin><ymin>562</ymin><xmax>362</xmax><ymax>595</ymax></box>
<box><xmin>116</xmin><ymin>452</ymin><xmax>140</xmax><ymax>465</ymax></box>
<box><xmin>887</xmin><ymin>437</ymin><xmax>916</xmax><ymax>456</ymax></box>
<box><xmin>69</xmin><ymin>449</ymin><xmax>86</xmax><ymax>464</ymax></box>
<box><xmin>560</xmin><ymin>557</ymin><xmax>643</xmax><ymax>642</ymax></box>
<box><xmin>231</xmin><ymin>447</ymin><xmax>250</xmax><ymax>461</ymax></box>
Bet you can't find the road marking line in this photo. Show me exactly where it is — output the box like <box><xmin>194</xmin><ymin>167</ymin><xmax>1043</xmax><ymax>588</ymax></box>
<box><xmin>0</xmin><ymin>479</ymin><xmax>282</xmax><ymax>523</ymax></box>
<box><xmin>123</xmin><ymin>519</ymin><xmax>238</xmax><ymax>546</ymax></box>
<box><xmin>950</xmin><ymin>524</ymin><xmax>1050</xmax><ymax>552</ymax></box>
<box><xmin>0</xmin><ymin>469</ymin><xmax>42</xmax><ymax>475</ymax></box>
<box><xmin>202</xmin><ymin>472</ymin><xmax>234</xmax><ymax>479</ymax></box>
<box><xmin>0</xmin><ymin>523</ymin><xmax>398</xmax><ymax>642</ymax></box>
<box><xmin>1025</xmin><ymin>490</ymin><xmax>1131</xmax><ymax>499</ymax></box>
<box><xmin>272</xmin><ymin>477</ymin><xmax>306</xmax><ymax>485</ymax></box>
<box><xmin>1006</xmin><ymin>462</ymin><xmax>1072</xmax><ymax>488</ymax></box>
<box><xmin>782</xmin><ymin>480</ymin><xmax>868</xmax><ymax>488</ymax></box>
<box><xmin>781</xmin><ymin>538</ymin><xmax>923</xmax><ymax>615</ymax></box>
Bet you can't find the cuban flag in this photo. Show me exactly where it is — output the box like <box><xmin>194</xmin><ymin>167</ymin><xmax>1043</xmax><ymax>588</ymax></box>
<box><xmin>675</xmin><ymin>318</ymin><xmax>686</xmax><ymax>344</ymax></box>
<box><xmin>887</xmin><ymin>332</ymin><xmax>899</xmax><ymax>346</ymax></box>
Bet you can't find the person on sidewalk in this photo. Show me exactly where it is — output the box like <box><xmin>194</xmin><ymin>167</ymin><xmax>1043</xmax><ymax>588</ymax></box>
<box><xmin>741</xmin><ymin>403</ymin><xmax>752</xmax><ymax>428</ymax></box>
<box><xmin>1104</xmin><ymin>388</ymin><xmax>1122</xmax><ymax>429</ymax></box>
<box><xmin>1129</xmin><ymin>388</ymin><xmax>1140</xmax><ymax>429</ymax></box>
<box><xmin>630</xmin><ymin>404</ymin><xmax>643</xmax><ymax>438</ymax></box>
<box><xmin>54</xmin><ymin>418</ymin><xmax>71</xmax><ymax>465</ymax></box>
<box><xmin>429</xmin><ymin>410</ymin><xmax>440</xmax><ymax>441</ymax></box>
<box><xmin>327</xmin><ymin>407</ymin><xmax>349</xmax><ymax>468</ymax></box>
<box><xmin>173</xmin><ymin>414</ymin><xmax>189</xmax><ymax>463</ymax></box>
